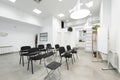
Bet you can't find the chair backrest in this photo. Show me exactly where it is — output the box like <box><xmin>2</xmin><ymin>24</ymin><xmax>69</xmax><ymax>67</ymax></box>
<box><xmin>21</xmin><ymin>46</ymin><xmax>31</xmax><ymax>51</ymax></box>
<box><xmin>38</xmin><ymin>44</ymin><xmax>44</xmax><ymax>49</ymax></box>
<box><xmin>46</xmin><ymin>44</ymin><xmax>52</xmax><ymax>49</ymax></box>
<box><xmin>55</xmin><ymin>44</ymin><xmax>60</xmax><ymax>49</ymax></box>
<box><xmin>59</xmin><ymin>47</ymin><xmax>65</xmax><ymax>56</ymax></box>
<box><xmin>28</xmin><ymin>48</ymin><xmax>39</xmax><ymax>53</ymax></box>
<box><xmin>66</xmin><ymin>45</ymin><xmax>71</xmax><ymax>51</ymax></box>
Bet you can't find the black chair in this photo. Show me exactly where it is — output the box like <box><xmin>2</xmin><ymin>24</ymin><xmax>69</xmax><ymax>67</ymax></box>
<box><xmin>59</xmin><ymin>47</ymin><xmax>73</xmax><ymax>70</ymax></box>
<box><xmin>19</xmin><ymin>46</ymin><xmax>31</xmax><ymax>66</ymax></box>
<box><xmin>44</xmin><ymin>61</ymin><xmax>61</xmax><ymax>80</ymax></box>
<box><xmin>55</xmin><ymin>44</ymin><xmax>60</xmax><ymax>51</ymax></box>
<box><xmin>27</xmin><ymin>48</ymin><xmax>42</xmax><ymax>74</ymax></box>
<box><xmin>38</xmin><ymin>44</ymin><xmax>46</xmax><ymax>53</ymax></box>
<box><xmin>43</xmin><ymin>50</ymin><xmax>61</xmax><ymax>80</ymax></box>
<box><xmin>66</xmin><ymin>45</ymin><xmax>78</xmax><ymax>60</ymax></box>
<box><xmin>46</xmin><ymin>44</ymin><xmax>54</xmax><ymax>51</ymax></box>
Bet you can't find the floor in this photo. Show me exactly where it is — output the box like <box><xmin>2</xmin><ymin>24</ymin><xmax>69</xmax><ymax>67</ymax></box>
<box><xmin>0</xmin><ymin>49</ymin><xmax>120</xmax><ymax>80</ymax></box>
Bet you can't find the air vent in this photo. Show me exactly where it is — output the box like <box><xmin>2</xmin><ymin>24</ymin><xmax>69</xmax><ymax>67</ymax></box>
<box><xmin>34</xmin><ymin>0</ymin><xmax>42</xmax><ymax>3</ymax></box>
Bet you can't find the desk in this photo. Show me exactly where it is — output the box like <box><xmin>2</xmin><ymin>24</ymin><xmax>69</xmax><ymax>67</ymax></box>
<box><xmin>0</xmin><ymin>46</ymin><xmax>13</xmax><ymax>54</ymax></box>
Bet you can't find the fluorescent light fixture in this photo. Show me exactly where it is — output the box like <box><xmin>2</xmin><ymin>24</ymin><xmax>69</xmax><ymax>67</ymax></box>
<box><xmin>70</xmin><ymin>0</ymin><xmax>90</xmax><ymax>19</ymax></box>
<box><xmin>86</xmin><ymin>1</ymin><xmax>93</xmax><ymax>8</ymax></box>
<box><xmin>59</xmin><ymin>0</ymin><xmax>63</xmax><ymax>2</ymax></box>
<box><xmin>70</xmin><ymin>9</ymin><xmax>90</xmax><ymax>19</ymax></box>
<box><xmin>9</xmin><ymin>0</ymin><xmax>16</xmax><ymax>3</ymax></box>
<box><xmin>33</xmin><ymin>9</ymin><xmax>42</xmax><ymax>14</ymax></box>
<box><xmin>58</xmin><ymin>13</ymin><xmax>65</xmax><ymax>17</ymax></box>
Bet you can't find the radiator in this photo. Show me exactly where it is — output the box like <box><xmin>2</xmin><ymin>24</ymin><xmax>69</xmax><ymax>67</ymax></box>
<box><xmin>0</xmin><ymin>46</ymin><xmax>13</xmax><ymax>55</ymax></box>
<box><xmin>108</xmin><ymin>50</ymin><xmax>119</xmax><ymax>70</ymax></box>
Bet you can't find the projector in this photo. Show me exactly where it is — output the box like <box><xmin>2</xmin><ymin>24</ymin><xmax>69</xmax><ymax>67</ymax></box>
<box><xmin>34</xmin><ymin>0</ymin><xmax>42</xmax><ymax>3</ymax></box>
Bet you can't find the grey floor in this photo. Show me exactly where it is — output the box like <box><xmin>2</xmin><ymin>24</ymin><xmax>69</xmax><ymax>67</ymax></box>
<box><xmin>0</xmin><ymin>49</ymin><xmax>120</xmax><ymax>80</ymax></box>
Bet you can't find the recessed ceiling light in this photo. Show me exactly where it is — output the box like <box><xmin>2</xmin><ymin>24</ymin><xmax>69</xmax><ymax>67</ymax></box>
<box><xmin>58</xmin><ymin>13</ymin><xmax>65</xmax><ymax>17</ymax></box>
<box><xmin>33</xmin><ymin>9</ymin><xmax>42</xmax><ymax>14</ymax></box>
<box><xmin>59</xmin><ymin>0</ymin><xmax>63</xmax><ymax>2</ymax></box>
<box><xmin>9</xmin><ymin>0</ymin><xmax>16</xmax><ymax>3</ymax></box>
<box><xmin>86</xmin><ymin>1</ymin><xmax>93</xmax><ymax>8</ymax></box>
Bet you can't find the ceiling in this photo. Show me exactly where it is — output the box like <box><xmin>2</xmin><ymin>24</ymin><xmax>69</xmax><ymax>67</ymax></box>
<box><xmin>0</xmin><ymin>0</ymin><xmax>101</xmax><ymax>21</ymax></box>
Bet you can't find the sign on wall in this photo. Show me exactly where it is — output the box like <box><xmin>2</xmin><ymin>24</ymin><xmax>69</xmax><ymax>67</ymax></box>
<box><xmin>40</xmin><ymin>32</ymin><xmax>48</xmax><ymax>41</ymax></box>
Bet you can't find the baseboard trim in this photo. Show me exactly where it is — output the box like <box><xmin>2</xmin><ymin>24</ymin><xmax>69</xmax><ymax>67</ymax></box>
<box><xmin>0</xmin><ymin>51</ymin><xmax>19</xmax><ymax>56</ymax></box>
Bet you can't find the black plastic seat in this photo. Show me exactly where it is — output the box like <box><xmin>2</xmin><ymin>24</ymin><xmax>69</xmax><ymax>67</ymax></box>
<box><xmin>59</xmin><ymin>47</ymin><xmax>73</xmax><ymax>70</ymax></box>
<box><xmin>42</xmin><ymin>51</ymin><xmax>54</xmax><ymax>59</ymax></box>
<box><xmin>44</xmin><ymin>61</ymin><xmax>61</xmax><ymax>80</ymax></box>
<box><xmin>46</xmin><ymin>61</ymin><xmax>61</xmax><ymax>70</ymax></box>
<box><xmin>27</xmin><ymin>48</ymin><xmax>42</xmax><ymax>74</ymax></box>
<box><xmin>66</xmin><ymin>45</ymin><xmax>77</xmax><ymax>54</ymax></box>
<box><xmin>38</xmin><ymin>44</ymin><xmax>46</xmax><ymax>52</ymax></box>
<box><xmin>55</xmin><ymin>44</ymin><xmax>60</xmax><ymax>51</ymax></box>
<box><xmin>66</xmin><ymin>45</ymin><xmax>78</xmax><ymax>60</ymax></box>
<box><xmin>19</xmin><ymin>46</ymin><xmax>31</xmax><ymax>66</ymax></box>
<box><xmin>46</xmin><ymin>44</ymin><xmax>54</xmax><ymax>51</ymax></box>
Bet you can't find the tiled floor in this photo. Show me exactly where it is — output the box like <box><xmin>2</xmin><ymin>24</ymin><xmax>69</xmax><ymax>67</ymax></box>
<box><xmin>0</xmin><ymin>49</ymin><xmax>120</xmax><ymax>80</ymax></box>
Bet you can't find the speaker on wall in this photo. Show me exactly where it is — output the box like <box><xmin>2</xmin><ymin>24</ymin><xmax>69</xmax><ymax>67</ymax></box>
<box><xmin>61</xmin><ymin>21</ymin><xmax>64</xmax><ymax>29</ymax></box>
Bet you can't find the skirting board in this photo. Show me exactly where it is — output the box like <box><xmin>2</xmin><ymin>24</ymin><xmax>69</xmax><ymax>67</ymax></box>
<box><xmin>0</xmin><ymin>51</ymin><xmax>19</xmax><ymax>55</ymax></box>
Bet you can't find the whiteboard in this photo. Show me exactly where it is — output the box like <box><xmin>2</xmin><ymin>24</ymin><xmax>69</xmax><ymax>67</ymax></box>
<box><xmin>97</xmin><ymin>27</ymin><xmax>108</xmax><ymax>54</ymax></box>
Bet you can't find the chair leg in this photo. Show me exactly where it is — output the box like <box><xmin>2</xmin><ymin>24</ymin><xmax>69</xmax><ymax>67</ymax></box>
<box><xmin>39</xmin><ymin>59</ymin><xmax>41</xmax><ymax>64</ymax></box>
<box><xmin>31</xmin><ymin>60</ymin><xmax>34</xmax><ymax>74</ymax></box>
<box><xmin>71</xmin><ymin>57</ymin><xmax>73</xmax><ymax>64</ymax></box>
<box><xmin>73</xmin><ymin>54</ymin><xmax>76</xmax><ymax>62</ymax></box>
<box><xmin>22</xmin><ymin>56</ymin><xmax>24</xmax><ymax>67</ymax></box>
<box><xmin>44</xmin><ymin>58</ymin><xmax>46</xmax><ymax>66</ymax></box>
<box><xmin>19</xmin><ymin>56</ymin><xmax>21</xmax><ymax>64</ymax></box>
<box><xmin>27</xmin><ymin>56</ymin><xmax>29</xmax><ymax>60</ymax></box>
<box><xmin>27</xmin><ymin>59</ymin><xmax>30</xmax><ymax>70</ymax></box>
<box><xmin>58</xmin><ymin>68</ymin><xmax>61</xmax><ymax>80</ymax></box>
<box><xmin>66</xmin><ymin>58</ymin><xmax>69</xmax><ymax>70</ymax></box>
<box><xmin>60</xmin><ymin>57</ymin><xmax>62</xmax><ymax>64</ymax></box>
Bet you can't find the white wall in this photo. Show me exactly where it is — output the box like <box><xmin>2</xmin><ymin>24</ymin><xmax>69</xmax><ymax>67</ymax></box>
<box><xmin>0</xmin><ymin>1</ymin><xmax>43</xmax><ymax>27</ymax></box>
<box><xmin>0</xmin><ymin>17</ymin><xmax>41</xmax><ymax>51</ymax></box>
<box><xmin>98</xmin><ymin>0</ymin><xmax>111</xmax><ymax>60</ymax></box>
<box><xmin>39</xmin><ymin>16</ymin><xmax>53</xmax><ymax>46</ymax></box>
<box><xmin>58</xmin><ymin>26</ymin><xmax>81</xmax><ymax>48</ymax></box>
<box><xmin>52</xmin><ymin>17</ymin><xmax>61</xmax><ymax>46</ymax></box>
<box><xmin>111</xmin><ymin>0</ymin><xmax>120</xmax><ymax>72</ymax></box>
<box><xmin>52</xmin><ymin>17</ymin><xmax>86</xmax><ymax>48</ymax></box>
<box><xmin>39</xmin><ymin>16</ymin><xmax>79</xmax><ymax>48</ymax></box>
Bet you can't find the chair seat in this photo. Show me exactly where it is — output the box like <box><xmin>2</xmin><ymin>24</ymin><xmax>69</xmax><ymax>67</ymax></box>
<box><xmin>40</xmin><ymin>49</ymin><xmax>46</xmax><ymax>51</ymax></box>
<box><xmin>21</xmin><ymin>53</ymin><xmax>29</xmax><ymax>56</ymax></box>
<box><xmin>64</xmin><ymin>53</ymin><xmax>72</xmax><ymax>58</ymax></box>
<box><xmin>43</xmin><ymin>52</ymin><xmax>54</xmax><ymax>58</ymax></box>
<box><xmin>61</xmin><ymin>52</ymin><xmax>72</xmax><ymax>58</ymax></box>
<box><xmin>46</xmin><ymin>61</ymin><xmax>61</xmax><ymax>70</ymax></box>
<box><xmin>30</xmin><ymin>54</ymin><xmax>43</xmax><ymax>60</ymax></box>
<box><xmin>71</xmin><ymin>50</ymin><xmax>77</xmax><ymax>53</ymax></box>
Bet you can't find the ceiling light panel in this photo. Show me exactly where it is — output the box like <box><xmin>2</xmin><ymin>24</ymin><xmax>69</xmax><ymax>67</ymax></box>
<box><xmin>86</xmin><ymin>1</ymin><xmax>93</xmax><ymax>8</ymax></box>
<box><xmin>59</xmin><ymin>0</ymin><xmax>63</xmax><ymax>2</ymax></box>
<box><xmin>33</xmin><ymin>9</ymin><xmax>42</xmax><ymax>14</ymax></box>
<box><xmin>9</xmin><ymin>0</ymin><xmax>16</xmax><ymax>3</ymax></box>
<box><xmin>58</xmin><ymin>13</ymin><xmax>65</xmax><ymax>17</ymax></box>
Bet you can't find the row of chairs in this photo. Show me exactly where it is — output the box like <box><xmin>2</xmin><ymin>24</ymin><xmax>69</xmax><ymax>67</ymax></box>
<box><xmin>19</xmin><ymin>44</ymin><xmax>54</xmax><ymax>66</ymax></box>
<box><xmin>58</xmin><ymin>45</ymin><xmax>78</xmax><ymax>70</ymax></box>
<box><xmin>19</xmin><ymin>44</ymin><xmax>78</xmax><ymax>74</ymax></box>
